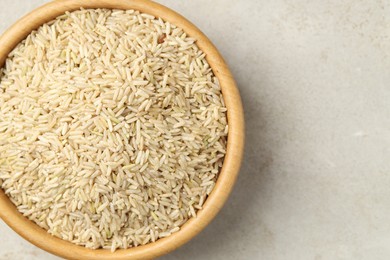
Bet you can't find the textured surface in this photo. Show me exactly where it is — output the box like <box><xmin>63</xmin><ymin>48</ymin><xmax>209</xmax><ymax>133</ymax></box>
<box><xmin>1</xmin><ymin>0</ymin><xmax>390</xmax><ymax>259</ymax></box>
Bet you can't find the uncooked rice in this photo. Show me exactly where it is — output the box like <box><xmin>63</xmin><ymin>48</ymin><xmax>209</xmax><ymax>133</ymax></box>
<box><xmin>0</xmin><ymin>9</ymin><xmax>227</xmax><ymax>251</ymax></box>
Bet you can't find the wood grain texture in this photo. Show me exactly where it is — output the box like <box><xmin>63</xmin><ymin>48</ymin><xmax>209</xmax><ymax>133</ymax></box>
<box><xmin>0</xmin><ymin>0</ymin><xmax>245</xmax><ymax>259</ymax></box>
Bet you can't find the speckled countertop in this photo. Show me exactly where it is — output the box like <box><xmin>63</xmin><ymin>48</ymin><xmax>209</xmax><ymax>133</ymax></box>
<box><xmin>1</xmin><ymin>0</ymin><xmax>390</xmax><ymax>259</ymax></box>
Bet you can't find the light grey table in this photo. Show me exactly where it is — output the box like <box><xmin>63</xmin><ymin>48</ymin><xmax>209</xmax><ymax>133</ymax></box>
<box><xmin>1</xmin><ymin>1</ymin><xmax>390</xmax><ymax>259</ymax></box>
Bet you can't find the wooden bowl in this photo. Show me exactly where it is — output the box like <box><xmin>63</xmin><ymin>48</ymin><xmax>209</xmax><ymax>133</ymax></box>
<box><xmin>0</xmin><ymin>0</ymin><xmax>244</xmax><ymax>259</ymax></box>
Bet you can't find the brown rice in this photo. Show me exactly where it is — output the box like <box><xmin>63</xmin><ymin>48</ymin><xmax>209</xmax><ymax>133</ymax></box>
<box><xmin>0</xmin><ymin>8</ymin><xmax>227</xmax><ymax>251</ymax></box>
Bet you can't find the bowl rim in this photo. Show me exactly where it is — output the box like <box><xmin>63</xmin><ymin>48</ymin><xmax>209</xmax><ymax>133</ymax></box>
<box><xmin>0</xmin><ymin>0</ymin><xmax>245</xmax><ymax>259</ymax></box>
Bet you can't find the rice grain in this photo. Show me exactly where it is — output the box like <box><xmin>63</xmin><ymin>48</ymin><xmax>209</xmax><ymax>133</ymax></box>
<box><xmin>0</xmin><ymin>8</ymin><xmax>227</xmax><ymax>251</ymax></box>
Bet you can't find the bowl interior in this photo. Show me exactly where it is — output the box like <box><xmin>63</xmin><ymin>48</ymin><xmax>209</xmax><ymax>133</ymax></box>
<box><xmin>0</xmin><ymin>0</ymin><xmax>244</xmax><ymax>259</ymax></box>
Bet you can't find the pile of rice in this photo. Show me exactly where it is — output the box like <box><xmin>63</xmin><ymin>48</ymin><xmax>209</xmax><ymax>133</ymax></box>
<box><xmin>0</xmin><ymin>9</ymin><xmax>227</xmax><ymax>251</ymax></box>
